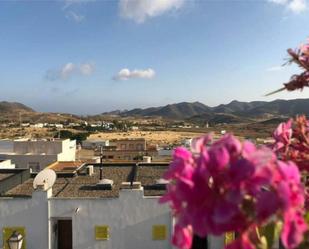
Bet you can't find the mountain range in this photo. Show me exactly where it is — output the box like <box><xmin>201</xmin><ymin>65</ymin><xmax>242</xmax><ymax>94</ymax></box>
<box><xmin>1</xmin><ymin>98</ymin><xmax>309</xmax><ymax>124</ymax></box>
<box><xmin>102</xmin><ymin>98</ymin><xmax>309</xmax><ymax>122</ymax></box>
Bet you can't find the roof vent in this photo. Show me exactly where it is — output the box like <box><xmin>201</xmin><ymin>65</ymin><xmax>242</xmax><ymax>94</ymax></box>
<box><xmin>96</xmin><ymin>179</ymin><xmax>113</xmax><ymax>190</ymax></box>
<box><xmin>143</xmin><ymin>156</ymin><xmax>151</xmax><ymax>163</ymax></box>
<box><xmin>121</xmin><ymin>181</ymin><xmax>141</xmax><ymax>189</ymax></box>
<box><xmin>87</xmin><ymin>165</ymin><xmax>94</xmax><ymax>176</ymax></box>
<box><xmin>151</xmin><ymin>178</ymin><xmax>169</xmax><ymax>190</ymax></box>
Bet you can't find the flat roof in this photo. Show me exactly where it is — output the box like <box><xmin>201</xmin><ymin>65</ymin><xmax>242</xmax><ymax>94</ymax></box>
<box><xmin>2</xmin><ymin>164</ymin><xmax>169</xmax><ymax>198</ymax></box>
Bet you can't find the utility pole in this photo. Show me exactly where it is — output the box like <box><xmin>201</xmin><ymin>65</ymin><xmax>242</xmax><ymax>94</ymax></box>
<box><xmin>100</xmin><ymin>145</ymin><xmax>103</xmax><ymax>180</ymax></box>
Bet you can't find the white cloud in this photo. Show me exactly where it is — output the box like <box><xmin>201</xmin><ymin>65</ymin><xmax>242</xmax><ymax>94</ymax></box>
<box><xmin>119</xmin><ymin>0</ymin><xmax>184</xmax><ymax>23</ymax></box>
<box><xmin>62</xmin><ymin>0</ymin><xmax>93</xmax><ymax>10</ymax></box>
<box><xmin>267</xmin><ymin>65</ymin><xmax>285</xmax><ymax>72</ymax></box>
<box><xmin>61</xmin><ymin>63</ymin><xmax>76</xmax><ymax>79</ymax></box>
<box><xmin>80</xmin><ymin>63</ymin><xmax>95</xmax><ymax>75</ymax></box>
<box><xmin>65</xmin><ymin>11</ymin><xmax>85</xmax><ymax>23</ymax></box>
<box><xmin>114</xmin><ymin>68</ymin><xmax>156</xmax><ymax>80</ymax></box>
<box><xmin>62</xmin><ymin>0</ymin><xmax>93</xmax><ymax>23</ymax></box>
<box><xmin>269</xmin><ymin>0</ymin><xmax>288</xmax><ymax>4</ymax></box>
<box><xmin>45</xmin><ymin>62</ymin><xmax>95</xmax><ymax>81</ymax></box>
<box><xmin>268</xmin><ymin>0</ymin><xmax>307</xmax><ymax>13</ymax></box>
<box><xmin>288</xmin><ymin>0</ymin><xmax>307</xmax><ymax>12</ymax></box>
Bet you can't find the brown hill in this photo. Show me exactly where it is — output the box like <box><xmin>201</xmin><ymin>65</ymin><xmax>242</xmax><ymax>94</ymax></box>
<box><xmin>0</xmin><ymin>101</ymin><xmax>34</xmax><ymax>113</ymax></box>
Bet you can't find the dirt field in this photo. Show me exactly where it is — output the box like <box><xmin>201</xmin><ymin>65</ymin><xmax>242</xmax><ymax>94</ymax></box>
<box><xmin>89</xmin><ymin>130</ymin><xmax>216</xmax><ymax>146</ymax></box>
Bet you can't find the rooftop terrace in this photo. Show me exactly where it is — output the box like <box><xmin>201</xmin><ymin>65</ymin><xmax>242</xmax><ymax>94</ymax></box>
<box><xmin>1</xmin><ymin>163</ymin><xmax>169</xmax><ymax>198</ymax></box>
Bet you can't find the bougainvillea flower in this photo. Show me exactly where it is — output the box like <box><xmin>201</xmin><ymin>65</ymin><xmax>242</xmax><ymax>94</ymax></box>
<box><xmin>266</xmin><ymin>38</ymin><xmax>309</xmax><ymax>95</ymax></box>
<box><xmin>281</xmin><ymin>210</ymin><xmax>307</xmax><ymax>249</ymax></box>
<box><xmin>273</xmin><ymin>119</ymin><xmax>292</xmax><ymax>151</ymax></box>
<box><xmin>172</xmin><ymin>224</ymin><xmax>193</xmax><ymax>249</ymax></box>
<box><xmin>161</xmin><ymin>133</ymin><xmax>307</xmax><ymax>249</ymax></box>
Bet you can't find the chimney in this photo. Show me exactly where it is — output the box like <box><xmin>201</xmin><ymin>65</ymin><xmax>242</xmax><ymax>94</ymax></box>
<box><xmin>87</xmin><ymin>165</ymin><xmax>94</xmax><ymax>176</ymax></box>
<box><xmin>143</xmin><ymin>156</ymin><xmax>151</xmax><ymax>163</ymax></box>
<box><xmin>121</xmin><ymin>181</ymin><xmax>142</xmax><ymax>190</ymax></box>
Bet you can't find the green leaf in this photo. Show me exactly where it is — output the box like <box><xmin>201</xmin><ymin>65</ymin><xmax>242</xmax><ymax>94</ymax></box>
<box><xmin>259</xmin><ymin>222</ymin><xmax>280</xmax><ymax>249</ymax></box>
<box><xmin>305</xmin><ymin>211</ymin><xmax>309</xmax><ymax>225</ymax></box>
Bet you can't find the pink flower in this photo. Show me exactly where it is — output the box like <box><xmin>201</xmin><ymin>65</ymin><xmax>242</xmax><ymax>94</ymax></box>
<box><xmin>161</xmin><ymin>132</ymin><xmax>307</xmax><ymax>249</ymax></box>
<box><xmin>191</xmin><ymin>134</ymin><xmax>212</xmax><ymax>153</ymax></box>
<box><xmin>163</xmin><ymin>147</ymin><xmax>194</xmax><ymax>186</ymax></box>
<box><xmin>300</xmin><ymin>41</ymin><xmax>309</xmax><ymax>56</ymax></box>
<box><xmin>273</xmin><ymin>119</ymin><xmax>292</xmax><ymax>151</ymax></box>
<box><xmin>281</xmin><ymin>210</ymin><xmax>307</xmax><ymax>249</ymax></box>
<box><xmin>172</xmin><ymin>224</ymin><xmax>193</xmax><ymax>249</ymax></box>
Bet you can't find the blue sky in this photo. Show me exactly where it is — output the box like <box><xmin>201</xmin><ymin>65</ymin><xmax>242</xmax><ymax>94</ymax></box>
<box><xmin>0</xmin><ymin>0</ymin><xmax>309</xmax><ymax>114</ymax></box>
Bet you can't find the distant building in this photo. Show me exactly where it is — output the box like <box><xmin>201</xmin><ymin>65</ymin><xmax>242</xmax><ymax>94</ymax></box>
<box><xmin>55</xmin><ymin>124</ymin><xmax>64</xmax><ymax>129</ymax></box>
<box><xmin>82</xmin><ymin>139</ymin><xmax>110</xmax><ymax>149</ymax></box>
<box><xmin>182</xmin><ymin>138</ymin><xmax>193</xmax><ymax>148</ymax></box>
<box><xmin>131</xmin><ymin>126</ymin><xmax>139</xmax><ymax>131</ymax></box>
<box><xmin>0</xmin><ymin>139</ymin><xmax>76</xmax><ymax>172</ymax></box>
<box><xmin>21</xmin><ymin>123</ymin><xmax>30</xmax><ymax>127</ymax></box>
<box><xmin>96</xmin><ymin>138</ymin><xmax>157</xmax><ymax>161</ymax></box>
<box><xmin>30</xmin><ymin>123</ymin><xmax>44</xmax><ymax>128</ymax></box>
<box><xmin>115</xmin><ymin>138</ymin><xmax>146</xmax><ymax>151</ymax></box>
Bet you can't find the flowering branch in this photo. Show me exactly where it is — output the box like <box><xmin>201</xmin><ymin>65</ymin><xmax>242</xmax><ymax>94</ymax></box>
<box><xmin>266</xmin><ymin>39</ymin><xmax>309</xmax><ymax>96</ymax></box>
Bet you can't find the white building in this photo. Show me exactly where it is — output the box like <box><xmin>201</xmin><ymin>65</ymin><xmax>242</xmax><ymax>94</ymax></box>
<box><xmin>0</xmin><ymin>139</ymin><xmax>76</xmax><ymax>171</ymax></box>
<box><xmin>182</xmin><ymin>138</ymin><xmax>193</xmax><ymax>148</ymax></box>
<box><xmin>30</xmin><ymin>123</ymin><xmax>44</xmax><ymax>128</ymax></box>
<box><xmin>0</xmin><ymin>159</ymin><xmax>15</xmax><ymax>169</ymax></box>
<box><xmin>0</xmin><ymin>164</ymin><xmax>227</xmax><ymax>249</ymax></box>
<box><xmin>0</xmin><ymin>164</ymin><xmax>285</xmax><ymax>249</ymax></box>
<box><xmin>82</xmin><ymin>139</ymin><xmax>110</xmax><ymax>149</ymax></box>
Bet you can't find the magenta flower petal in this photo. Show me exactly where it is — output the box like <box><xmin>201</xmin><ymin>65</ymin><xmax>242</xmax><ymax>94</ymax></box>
<box><xmin>172</xmin><ymin>224</ymin><xmax>193</xmax><ymax>249</ymax></box>
<box><xmin>281</xmin><ymin>211</ymin><xmax>307</xmax><ymax>249</ymax></box>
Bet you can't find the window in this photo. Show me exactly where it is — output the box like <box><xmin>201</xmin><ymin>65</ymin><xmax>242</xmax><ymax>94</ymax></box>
<box><xmin>120</xmin><ymin>144</ymin><xmax>126</xmax><ymax>150</ymax></box>
<box><xmin>152</xmin><ymin>225</ymin><xmax>167</xmax><ymax>240</ymax></box>
<box><xmin>95</xmin><ymin>226</ymin><xmax>109</xmax><ymax>240</ymax></box>
<box><xmin>191</xmin><ymin>235</ymin><xmax>208</xmax><ymax>249</ymax></box>
<box><xmin>225</xmin><ymin>232</ymin><xmax>235</xmax><ymax>245</ymax></box>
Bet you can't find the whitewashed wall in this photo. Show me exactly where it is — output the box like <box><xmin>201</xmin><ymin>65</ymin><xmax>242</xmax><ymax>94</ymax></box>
<box><xmin>0</xmin><ymin>187</ymin><xmax>226</xmax><ymax>249</ymax></box>
<box><xmin>0</xmin><ymin>189</ymin><xmax>51</xmax><ymax>249</ymax></box>
<box><xmin>0</xmin><ymin>140</ymin><xmax>14</xmax><ymax>154</ymax></box>
<box><xmin>0</xmin><ymin>154</ymin><xmax>57</xmax><ymax>170</ymax></box>
<box><xmin>58</xmin><ymin>139</ymin><xmax>76</xmax><ymax>162</ymax></box>
<box><xmin>0</xmin><ymin>159</ymin><xmax>15</xmax><ymax>169</ymax></box>
<box><xmin>50</xmin><ymin>189</ymin><xmax>173</xmax><ymax>249</ymax></box>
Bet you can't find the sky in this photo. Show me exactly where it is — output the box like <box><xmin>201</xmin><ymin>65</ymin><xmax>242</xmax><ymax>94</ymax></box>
<box><xmin>0</xmin><ymin>0</ymin><xmax>309</xmax><ymax>114</ymax></box>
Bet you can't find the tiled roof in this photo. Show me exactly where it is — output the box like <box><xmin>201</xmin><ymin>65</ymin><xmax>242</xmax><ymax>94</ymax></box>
<box><xmin>3</xmin><ymin>163</ymin><xmax>169</xmax><ymax>198</ymax></box>
<box><xmin>48</xmin><ymin>161</ymin><xmax>85</xmax><ymax>172</ymax></box>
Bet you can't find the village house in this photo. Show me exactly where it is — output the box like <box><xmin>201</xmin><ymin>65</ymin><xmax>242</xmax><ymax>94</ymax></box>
<box><xmin>0</xmin><ymin>139</ymin><xmax>76</xmax><ymax>172</ymax></box>
<box><xmin>0</xmin><ymin>163</ymin><xmax>229</xmax><ymax>249</ymax></box>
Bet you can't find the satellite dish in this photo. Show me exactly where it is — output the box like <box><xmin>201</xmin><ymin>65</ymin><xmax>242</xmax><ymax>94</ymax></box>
<box><xmin>33</xmin><ymin>169</ymin><xmax>57</xmax><ymax>190</ymax></box>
